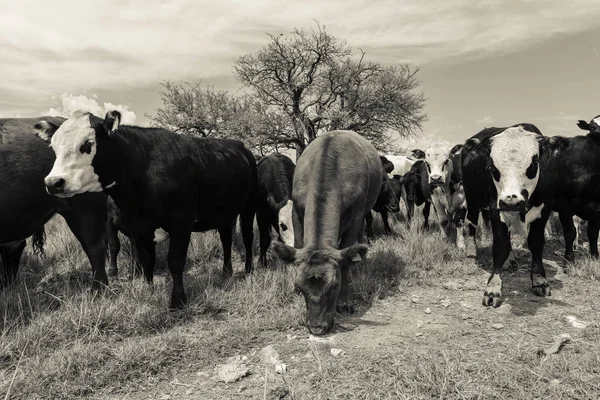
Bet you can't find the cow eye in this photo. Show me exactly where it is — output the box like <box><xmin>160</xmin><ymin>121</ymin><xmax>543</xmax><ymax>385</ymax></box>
<box><xmin>525</xmin><ymin>154</ymin><xmax>539</xmax><ymax>179</ymax></box>
<box><xmin>491</xmin><ymin>163</ymin><xmax>501</xmax><ymax>182</ymax></box>
<box><xmin>79</xmin><ymin>139</ymin><xmax>94</xmax><ymax>154</ymax></box>
<box><xmin>280</xmin><ymin>223</ymin><xmax>288</xmax><ymax>232</ymax></box>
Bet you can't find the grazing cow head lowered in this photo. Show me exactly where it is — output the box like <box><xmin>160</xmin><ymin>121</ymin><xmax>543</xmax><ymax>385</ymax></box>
<box><xmin>43</xmin><ymin>110</ymin><xmax>121</xmax><ymax>197</ymax></box>
<box><xmin>272</xmin><ymin>242</ymin><xmax>368</xmax><ymax>335</ymax></box>
<box><xmin>488</xmin><ymin>126</ymin><xmax>541</xmax><ymax>212</ymax></box>
<box><xmin>577</xmin><ymin>115</ymin><xmax>600</xmax><ymax>134</ymax></box>
<box><xmin>268</xmin><ymin>196</ymin><xmax>294</xmax><ymax>246</ymax></box>
<box><xmin>424</xmin><ymin>142</ymin><xmax>453</xmax><ymax>189</ymax></box>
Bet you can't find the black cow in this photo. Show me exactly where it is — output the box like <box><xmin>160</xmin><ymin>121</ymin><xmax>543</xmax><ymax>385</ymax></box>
<box><xmin>401</xmin><ymin>160</ymin><xmax>432</xmax><ymax>229</ymax></box>
<box><xmin>411</xmin><ymin>149</ymin><xmax>426</xmax><ymax>160</ymax></box>
<box><xmin>366</xmin><ymin>173</ymin><xmax>402</xmax><ymax>237</ymax></box>
<box><xmin>42</xmin><ymin>110</ymin><xmax>258</xmax><ymax>309</ymax></box>
<box><xmin>462</xmin><ymin>122</ymin><xmax>600</xmax><ymax>307</ymax></box>
<box><xmin>256</xmin><ymin>153</ymin><xmax>296</xmax><ymax>267</ymax></box>
<box><xmin>0</xmin><ymin>117</ymin><xmax>108</xmax><ymax>290</ymax></box>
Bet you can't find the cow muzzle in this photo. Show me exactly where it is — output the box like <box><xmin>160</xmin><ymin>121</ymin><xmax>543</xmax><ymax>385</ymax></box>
<box><xmin>45</xmin><ymin>176</ymin><xmax>67</xmax><ymax>195</ymax></box>
<box><xmin>498</xmin><ymin>194</ymin><xmax>526</xmax><ymax>212</ymax></box>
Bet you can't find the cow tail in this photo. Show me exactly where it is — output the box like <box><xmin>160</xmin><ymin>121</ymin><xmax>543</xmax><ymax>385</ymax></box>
<box><xmin>31</xmin><ymin>226</ymin><xmax>47</xmax><ymax>257</ymax></box>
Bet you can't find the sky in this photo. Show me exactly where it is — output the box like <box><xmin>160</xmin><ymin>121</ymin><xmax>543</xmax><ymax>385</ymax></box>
<box><xmin>2</xmin><ymin>0</ymin><xmax>600</xmax><ymax>150</ymax></box>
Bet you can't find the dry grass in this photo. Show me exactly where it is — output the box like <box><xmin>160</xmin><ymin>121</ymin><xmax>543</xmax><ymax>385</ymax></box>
<box><xmin>1</xmin><ymin>210</ymin><xmax>599</xmax><ymax>399</ymax></box>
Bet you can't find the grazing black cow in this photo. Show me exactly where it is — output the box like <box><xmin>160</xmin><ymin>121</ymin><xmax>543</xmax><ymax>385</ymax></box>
<box><xmin>366</xmin><ymin>172</ymin><xmax>402</xmax><ymax>237</ymax></box>
<box><xmin>272</xmin><ymin>130</ymin><xmax>381</xmax><ymax>335</ymax></box>
<box><xmin>42</xmin><ymin>110</ymin><xmax>258</xmax><ymax>309</ymax></box>
<box><xmin>0</xmin><ymin>117</ymin><xmax>109</xmax><ymax>289</ymax></box>
<box><xmin>105</xmin><ymin>196</ymin><xmax>169</xmax><ymax>278</ymax></box>
<box><xmin>462</xmin><ymin>122</ymin><xmax>600</xmax><ymax>307</ymax></box>
<box><xmin>401</xmin><ymin>160</ymin><xmax>432</xmax><ymax>229</ymax></box>
<box><xmin>256</xmin><ymin>153</ymin><xmax>296</xmax><ymax>267</ymax></box>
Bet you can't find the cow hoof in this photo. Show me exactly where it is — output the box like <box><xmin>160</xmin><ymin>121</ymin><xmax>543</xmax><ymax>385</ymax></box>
<box><xmin>336</xmin><ymin>304</ymin><xmax>354</xmax><ymax>314</ymax></box>
<box><xmin>169</xmin><ymin>296</ymin><xmax>187</xmax><ymax>311</ymax></box>
<box><xmin>482</xmin><ymin>292</ymin><xmax>502</xmax><ymax>308</ymax></box>
<box><xmin>532</xmin><ymin>285</ymin><xmax>551</xmax><ymax>297</ymax></box>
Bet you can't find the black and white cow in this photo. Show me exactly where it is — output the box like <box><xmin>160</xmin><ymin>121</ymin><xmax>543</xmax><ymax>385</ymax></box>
<box><xmin>43</xmin><ymin>110</ymin><xmax>258</xmax><ymax>309</ymax></box>
<box><xmin>0</xmin><ymin>116</ymin><xmax>109</xmax><ymax>290</ymax></box>
<box><xmin>256</xmin><ymin>153</ymin><xmax>296</xmax><ymax>267</ymax></box>
<box><xmin>423</xmin><ymin>142</ymin><xmax>468</xmax><ymax>248</ymax></box>
<box><xmin>462</xmin><ymin>122</ymin><xmax>600</xmax><ymax>307</ymax></box>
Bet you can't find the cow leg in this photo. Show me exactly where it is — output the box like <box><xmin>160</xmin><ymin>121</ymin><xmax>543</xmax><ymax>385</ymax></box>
<box><xmin>422</xmin><ymin>202</ymin><xmax>431</xmax><ymax>230</ymax></box>
<box><xmin>454</xmin><ymin>207</ymin><xmax>467</xmax><ymax>250</ymax></box>
<box><xmin>218</xmin><ymin>220</ymin><xmax>235</xmax><ymax>276</ymax></box>
<box><xmin>133</xmin><ymin>236</ymin><xmax>156</xmax><ymax>284</ymax></box>
<box><xmin>165</xmin><ymin>230</ymin><xmax>192</xmax><ymax>309</ymax></box>
<box><xmin>292</xmin><ymin>208</ymin><xmax>305</xmax><ymax>249</ymax></box>
<box><xmin>240</xmin><ymin>210</ymin><xmax>255</xmax><ymax>274</ymax></box>
<box><xmin>60</xmin><ymin>206</ymin><xmax>108</xmax><ymax>291</ymax></box>
<box><xmin>573</xmin><ymin>216</ymin><xmax>582</xmax><ymax>251</ymax></box>
<box><xmin>256</xmin><ymin>210</ymin><xmax>271</xmax><ymax>268</ymax></box>
<box><xmin>0</xmin><ymin>241</ymin><xmax>26</xmax><ymax>288</ymax></box>
<box><xmin>559</xmin><ymin>211</ymin><xmax>577</xmax><ymax>263</ymax></box>
<box><xmin>107</xmin><ymin>220</ymin><xmax>120</xmax><ymax>278</ymax></box>
<box><xmin>365</xmin><ymin>211</ymin><xmax>374</xmax><ymax>238</ymax></box>
<box><xmin>431</xmin><ymin>194</ymin><xmax>448</xmax><ymax>235</ymax></box>
<box><xmin>586</xmin><ymin>219</ymin><xmax>600</xmax><ymax>258</ymax></box>
<box><xmin>529</xmin><ymin>215</ymin><xmax>551</xmax><ymax>297</ymax></box>
<box><xmin>465</xmin><ymin>204</ymin><xmax>480</xmax><ymax>258</ymax></box>
<box><xmin>406</xmin><ymin>197</ymin><xmax>415</xmax><ymax>228</ymax></box>
<box><xmin>380</xmin><ymin>210</ymin><xmax>393</xmax><ymax>235</ymax></box>
<box><xmin>336</xmin><ymin>218</ymin><xmax>364</xmax><ymax>314</ymax></box>
<box><xmin>483</xmin><ymin>212</ymin><xmax>511</xmax><ymax>307</ymax></box>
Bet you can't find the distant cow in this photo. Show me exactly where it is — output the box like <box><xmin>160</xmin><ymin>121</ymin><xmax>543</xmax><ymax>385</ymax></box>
<box><xmin>272</xmin><ymin>130</ymin><xmax>381</xmax><ymax>335</ymax></box>
<box><xmin>256</xmin><ymin>153</ymin><xmax>296</xmax><ymax>267</ymax></box>
<box><xmin>400</xmin><ymin>160</ymin><xmax>433</xmax><ymax>229</ymax></box>
<box><xmin>423</xmin><ymin>142</ymin><xmax>468</xmax><ymax>248</ymax></box>
<box><xmin>43</xmin><ymin>110</ymin><xmax>258</xmax><ymax>309</ymax></box>
<box><xmin>0</xmin><ymin>117</ymin><xmax>108</xmax><ymax>290</ymax></box>
<box><xmin>366</xmin><ymin>167</ymin><xmax>402</xmax><ymax>237</ymax></box>
<box><xmin>462</xmin><ymin>122</ymin><xmax>600</xmax><ymax>307</ymax></box>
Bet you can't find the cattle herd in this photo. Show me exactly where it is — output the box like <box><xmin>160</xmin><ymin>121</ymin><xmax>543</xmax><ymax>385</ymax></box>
<box><xmin>1</xmin><ymin>110</ymin><xmax>600</xmax><ymax>335</ymax></box>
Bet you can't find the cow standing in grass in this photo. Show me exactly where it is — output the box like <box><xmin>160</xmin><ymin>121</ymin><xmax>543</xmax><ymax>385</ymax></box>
<box><xmin>272</xmin><ymin>130</ymin><xmax>382</xmax><ymax>335</ymax></box>
<box><xmin>256</xmin><ymin>153</ymin><xmax>296</xmax><ymax>267</ymax></box>
<box><xmin>0</xmin><ymin>116</ymin><xmax>109</xmax><ymax>290</ymax></box>
<box><xmin>462</xmin><ymin>122</ymin><xmax>600</xmax><ymax>307</ymax></box>
<box><xmin>43</xmin><ymin>110</ymin><xmax>258</xmax><ymax>309</ymax></box>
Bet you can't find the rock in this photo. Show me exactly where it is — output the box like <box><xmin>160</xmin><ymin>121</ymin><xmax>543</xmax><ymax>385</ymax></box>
<box><xmin>548</xmin><ymin>379</ymin><xmax>560</xmax><ymax>387</ymax></box>
<box><xmin>424</xmin><ymin>308</ymin><xmax>432</xmax><ymax>314</ymax></box>
<box><xmin>565</xmin><ymin>315</ymin><xmax>587</xmax><ymax>329</ymax></box>
<box><xmin>330</xmin><ymin>348</ymin><xmax>345</xmax><ymax>357</ymax></box>
<box><xmin>261</xmin><ymin>345</ymin><xmax>281</xmax><ymax>364</ymax></box>
<box><xmin>461</xmin><ymin>314</ymin><xmax>472</xmax><ymax>320</ymax></box>
<box><xmin>440</xmin><ymin>299</ymin><xmax>451</xmax><ymax>308</ymax></box>
<box><xmin>543</xmin><ymin>334</ymin><xmax>572</xmax><ymax>355</ymax></box>
<box><xmin>416</xmin><ymin>320</ymin><xmax>424</xmax><ymax>328</ymax></box>
<box><xmin>216</xmin><ymin>361</ymin><xmax>250</xmax><ymax>383</ymax></box>
<box><xmin>491</xmin><ymin>323</ymin><xmax>504</xmax><ymax>330</ymax></box>
<box><xmin>443</xmin><ymin>281</ymin><xmax>460</xmax><ymax>290</ymax></box>
<box><xmin>275</xmin><ymin>363</ymin><xmax>287</xmax><ymax>374</ymax></box>
<box><xmin>415</xmin><ymin>332</ymin><xmax>423</xmax><ymax>337</ymax></box>
<box><xmin>411</xmin><ymin>295</ymin><xmax>420</xmax><ymax>303</ymax></box>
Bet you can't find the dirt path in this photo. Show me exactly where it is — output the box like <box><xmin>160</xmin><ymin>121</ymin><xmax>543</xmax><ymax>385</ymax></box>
<box><xmin>106</xmin><ymin>255</ymin><xmax>600</xmax><ymax>400</ymax></box>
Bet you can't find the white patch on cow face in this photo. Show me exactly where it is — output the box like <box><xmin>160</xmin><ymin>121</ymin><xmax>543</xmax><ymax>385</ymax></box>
<box><xmin>278</xmin><ymin>200</ymin><xmax>294</xmax><ymax>246</ymax></box>
<box><xmin>44</xmin><ymin>114</ymin><xmax>102</xmax><ymax>197</ymax></box>
<box><xmin>424</xmin><ymin>142</ymin><xmax>452</xmax><ymax>185</ymax></box>
<box><xmin>153</xmin><ymin>228</ymin><xmax>169</xmax><ymax>244</ymax></box>
<box><xmin>490</xmin><ymin>127</ymin><xmax>540</xmax><ymax>210</ymax></box>
<box><xmin>499</xmin><ymin>203</ymin><xmax>544</xmax><ymax>238</ymax></box>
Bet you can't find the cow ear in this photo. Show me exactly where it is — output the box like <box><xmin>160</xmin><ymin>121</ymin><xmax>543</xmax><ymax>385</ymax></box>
<box><xmin>104</xmin><ymin>110</ymin><xmax>122</xmax><ymax>136</ymax></box>
<box><xmin>380</xmin><ymin>156</ymin><xmax>394</xmax><ymax>174</ymax></box>
<box><xmin>34</xmin><ymin>120</ymin><xmax>61</xmax><ymax>143</ymax></box>
<box><xmin>577</xmin><ymin>120</ymin><xmax>590</xmax><ymax>131</ymax></box>
<box><xmin>272</xmin><ymin>241</ymin><xmax>297</xmax><ymax>264</ymax></box>
<box><xmin>339</xmin><ymin>243</ymin><xmax>369</xmax><ymax>263</ymax></box>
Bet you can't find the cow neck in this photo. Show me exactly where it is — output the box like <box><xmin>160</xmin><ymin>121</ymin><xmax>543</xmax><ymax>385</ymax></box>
<box><xmin>302</xmin><ymin>188</ymin><xmax>343</xmax><ymax>249</ymax></box>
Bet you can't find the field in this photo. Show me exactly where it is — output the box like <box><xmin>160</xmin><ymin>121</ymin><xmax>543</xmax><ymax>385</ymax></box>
<box><xmin>1</xmin><ymin>209</ymin><xmax>599</xmax><ymax>400</ymax></box>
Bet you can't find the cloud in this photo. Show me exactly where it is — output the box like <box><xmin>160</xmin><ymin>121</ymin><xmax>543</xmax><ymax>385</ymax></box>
<box><xmin>476</xmin><ymin>116</ymin><xmax>495</xmax><ymax>124</ymax></box>
<box><xmin>41</xmin><ymin>93</ymin><xmax>137</xmax><ymax>124</ymax></box>
<box><xmin>2</xmin><ymin>0</ymin><xmax>600</xmax><ymax>105</ymax></box>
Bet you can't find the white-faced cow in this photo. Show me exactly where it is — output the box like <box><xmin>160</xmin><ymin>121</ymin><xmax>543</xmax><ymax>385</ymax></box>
<box><xmin>462</xmin><ymin>122</ymin><xmax>600</xmax><ymax>307</ymax></box>
<box><xmin>423</xmin><ymin>142</ymin><xmax>468</xmax><ymax>248</ymax></box>
<box><xmin>272</xmin><ymin>130</ymin><xmax>381</xmax><ymax>335</ymax></box>
<box><xmin>42</xmin><ymin>110</ymin><xmax>258</xmax><ymax>309</ymax></box>
<box><xmin>0</xmin><ymin>117</ymin><xmax>109</xmax><ymax>290</ymax></box>
<box><xmin>256</xmin><ymin>153</ymin><xmax>296</xmax><ymax>267</ymax></box>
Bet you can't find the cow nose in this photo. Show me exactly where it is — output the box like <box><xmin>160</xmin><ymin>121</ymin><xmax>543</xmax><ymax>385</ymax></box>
<box><xmin>498</xmin><ymin>195</ymin><xmax>525</xmax><ymax>211</ymax></box>
<box><xmin>430</xmin><ymin>174</ymin><xmax>441</xmax><ymax>181</ymax></box>
<box><xmin>45</xmin><ymin>177</ymin><xmax>66</xmax><ymax>194</ymax></box>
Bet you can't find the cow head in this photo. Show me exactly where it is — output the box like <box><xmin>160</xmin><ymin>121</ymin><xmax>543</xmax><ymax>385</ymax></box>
<box><xmin>411</xmin><ymin>149</ymin><xmax>426</xmax><ymax>159</ymax></box>
<box><xmin>267</xmin><ymin>196</ymin><xmax>294</xmax><ymax>246</ymax></box>
<box><xmin>379</xmin><ymin>156</ymin><xmax>395</xmax><ymax>174</ymax></box>
<box><xmin>424</xmin><ymin>142</ymin><xmax>453</xmax><ymax>189</ymax></box>
<box><xmin>489</xmin><ymin>126</ymin><xmax>540</xmax><ymax>211</ymax></box>
<box><xmin>577</xmin><ymin>115</ymin><xmax>600</xmax><ymax>134</ymax></box>
<box><xmin>272</xmin><ymin>242</ymin><xmax>368</xmax><ymax>335</ymax></box>
<box><xmin>42</xmin><ymin>110</ymin><xmax>120</xmax><ymax>197</ymax></box>
<box><xmin>374</xmin><ymin>174</ymin><xmax>401</xmax><ymax>213</ymax></box>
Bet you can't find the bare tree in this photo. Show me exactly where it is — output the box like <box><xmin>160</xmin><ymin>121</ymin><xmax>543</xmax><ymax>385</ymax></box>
<box><xmin>235</xmin><ymin>22</ymin><xmax>427</xmax><ymax>153</ymax></box>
